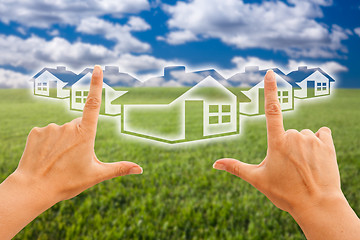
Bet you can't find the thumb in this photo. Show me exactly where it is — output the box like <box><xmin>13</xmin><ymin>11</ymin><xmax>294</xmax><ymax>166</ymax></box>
<box><xmin>98</xmin><ymin>161</ymin><xmax>143</xmax><ymax>181</ymax></box>
<box><xmin>213</xmin><ymin>158</ymin><xmax>258</xmax><ymax>184</ymax></box>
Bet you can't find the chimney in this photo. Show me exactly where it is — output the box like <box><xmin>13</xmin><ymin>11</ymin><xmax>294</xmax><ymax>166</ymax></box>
<box><xmin>105</xmin><ymin>66</ymin><xmax>119</xmax><ymax>73</ymax></box>
<box><xmin>164</xmin><ymin>66</ymin><xmax>185</xmax><ymax>80</ymax></box>
<box><xmin>56</xmin><ymin>66</ymin><xmax>66</xmax><ymax>71</ymax></box>
<box><xmin>298</xmin><ymin>66</ymin><xmax>307</xmax><ymax>71</ymax></box>
<box><xmin>245</xmin><ymin>66</ymin><xmax>259</xmax><ymax>73</ymax></box>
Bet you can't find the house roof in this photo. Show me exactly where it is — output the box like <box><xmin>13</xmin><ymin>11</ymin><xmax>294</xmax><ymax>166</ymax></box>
<box><xmin>64</xmin><ymin>67</ymin><xmax>140</xmax><ymax>88</ymax></box>
<box><xmin>31</xmin><ymin>67</ymin><xmax>79</xmax><ymax>85</ymax></box>
<box><xmin>227</xmin><ymin>67</ymin><xmax>299</xmax><ymax>88</ymax></box>
<box><xmin>141</xmin><ymin>66</ymin><xmax>228</xmax><ymax>87</ymax></box>
<box><xmin>112</xmin><ymin>67</ymin><xmax>250</xmax><ymax>104</ymax></box>
<box><xmin>286</xmin><ymin>67</ymin><xmax>335</xmax><ymax>84</ymax></box>
<box><xmin>112</xmin><ymin>84</ymin><xmax>251</xmax><ymax>106</ymax></box>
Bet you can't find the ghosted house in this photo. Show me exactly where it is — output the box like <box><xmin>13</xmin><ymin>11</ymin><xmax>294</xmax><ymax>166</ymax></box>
<box><xmin>228</xmin><ymin>66</ymin><xmax>297</xmax><ymax>116</ymax></box>
<box><xmin>31</xmin><ymin>66</ymin><xmax>78</xmax><ymax>98</ymax></box>
<box><xmin>113</xmin><ymin>66</ymin><xmax>250</xmax><ymax>143</ymax></box>
<box><xmin>286</xmin><ymin>66</ymin><xmax>335</xmax><ymax>99</ymax></box>
<box><xmin>67</xmin><ymin>66</ymin><xmax>138</xmax><ymax>116</ymax></box>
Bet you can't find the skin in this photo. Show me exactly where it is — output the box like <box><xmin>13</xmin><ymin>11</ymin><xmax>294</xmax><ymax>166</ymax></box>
<box><xmin>0</xmin><ymin>66</ymin><xmax>143</xmax><ymax>240</ymax></box>
<box><xmin>0</xmin><ymin>67</ymin><xmax>358</xmax><ymax>239</ymax></box>
<box><xmin>213</xmin><ymin>70</ymin><xmax>360</xmax><ymax>239</ymax></box>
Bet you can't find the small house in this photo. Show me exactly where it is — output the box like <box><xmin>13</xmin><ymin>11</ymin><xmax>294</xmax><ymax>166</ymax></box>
<box><xmin>228</xmin><ymin>67</ymin><xmax>296</xmax><ymax>116</ymax></box>
<box><xmin>31</xmin><ymin>66</ymin><xmax>78</xmax><ymax>98</ymax></box>
<box><xmin>113</xmin><ymin>67</ymin><xmax>250</xmax><ymax>143</ymax></box>
<box><xmin>286</xmin><ymin>66</ymin><xmax>335</xmax><ymax>99</ymax></box>
<box><xmin>67</xmin><ymin>66</ymin><xmax>138</xmax><ymax>116</ymax></box>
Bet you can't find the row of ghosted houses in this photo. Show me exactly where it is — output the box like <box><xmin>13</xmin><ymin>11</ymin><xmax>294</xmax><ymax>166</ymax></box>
<box><xmin>30</xmin><ymin>65</ymin><xmax>335</xmax><ymax>143</ymax></box>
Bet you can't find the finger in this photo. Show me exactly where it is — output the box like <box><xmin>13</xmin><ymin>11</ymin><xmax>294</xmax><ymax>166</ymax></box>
<box><xmin>81</xmin><ymin>65</ymin><xmax>103</xmax><ymax>135</ymax></box>
<box><xmin>264</xmin><ymin>70</ymin><xmax>285</xmax><ymax>146</ymax></box>
<box><xmin>300</xmin><ymin>129</ymin><xmax>315</xmax><ymax>137</ymax></box>
<box><xmin>213</xmin><ymin>158</ymin><xmax>258</xmax><ymax>185</ymax></box>
<box><xmin>315</xmin><ymin>127</ymin><xmax>334</xmax><ymax>146</ymax></box>
<box><xmin>98</xmin><ymin>161</ymin><xmax>143</xmax><ymax>181</ymax></box>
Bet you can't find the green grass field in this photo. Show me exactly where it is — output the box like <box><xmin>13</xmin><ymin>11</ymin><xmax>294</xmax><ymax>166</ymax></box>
<box><xmin>0</xmin><ymin>88</ymin><xmax>359</xmax><ymax>239</ymax></box>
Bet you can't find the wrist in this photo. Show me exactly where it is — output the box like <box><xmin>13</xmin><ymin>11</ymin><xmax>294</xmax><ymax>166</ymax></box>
<box><xmin>289</xmin><ymin>191</ymin><xmax>347</xmax><ymax>218</ymax></box>
<box><xmin>288</xmin><ymin>191</ymin><xmax>359</xmax><ymax>239</ymax></box>
<box><xmin>7</xmin><ymin>170</ymin><xmax>58</xmax><ymax>211</ymax></box>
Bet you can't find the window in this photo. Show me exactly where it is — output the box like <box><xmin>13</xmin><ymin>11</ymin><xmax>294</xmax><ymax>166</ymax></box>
<box><xmin>208</xmin><ymin>104</ymin><xmax>232</xmax><ymax>124</ymax></box>
<box><xmin>316</xmin><ymin>82</ymin><xmax>327</xmax><ymax>91</ymax></box>
<box><xmin>322</xmin><ymin>82</ymin><xmax>327</xmax><ymax>91</ymax></box>
<box><xmin>278</xmin><ymin>90</ymin><xmax>289</xmax><ymax>104</ymax></box>
<box><xmin>74</xmin><ymin>90</ymin><xmax>88</xmax><ymax>104</ymax></box>
<box><xmin>37</xmin><ymin>82</ymin><xmax>47</xmax><ymax>92</ymax></box>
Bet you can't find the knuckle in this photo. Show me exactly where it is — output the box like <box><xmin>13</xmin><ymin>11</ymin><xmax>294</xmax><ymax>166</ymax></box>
<box><xmin>84</xmin><ymin>97</ymin><xmax>101</xmax><ymax>110</ymax></box>
<box><xmin>232</xmin><ymin>163</ymin><xmax>241</xmax><ymax>175</ymax></box>
<box><xmin>266</xmin><ymin>83</ymin><xmax>277</xmax><ymax>92</ymax></box>
<box><xmin>46</xmin><ymin>123</ymin><xmax>59</xmax><ymax>130</ymax></box>
<box><xmin>29</xmin><ymin>127</ymin><xmax>41</xmax><ymax>136</ymax></box>
<box><xmin>115</xmin><ymin>165</ymin><xmax>127</xmax><ymax>176</ymax></box>
<box><xmin>285</xmin><ymin>129</ymin><xmax>300</xmax><ymax>138</ymax></box>
<box><xmin>265</xmin><ymin>102</ymin><xmax>281</xmax><ymax>115</ymax></box>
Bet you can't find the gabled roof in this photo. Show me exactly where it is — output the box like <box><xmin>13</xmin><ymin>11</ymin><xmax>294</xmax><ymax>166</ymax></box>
<box><xmin>64</xmin><ymin>66</ymin><xmax>140</xmax><ymax>88</ymax></box>
<box><xmin>31</xmin><ymin>67</ymin><xmax>79</xmax><ymax>85</ymax></box>
<box><xmin>286</xmin><ymin>67</ymin><xmax>335</xmax><ymax>84</ymax></box>
<box><xmin>112</xmin><ymin>77</ymin><xmax>250</xmax><ymax>105</ymax></box>
<box><xmin>227</xmin><ymin>67</ymin><xmax>299</xmax><ymax>88</ymax></box>
<box><xmin>141</xmin><ymin>66</ymin><xmax>227</xmax><ymax>87</ymax></box>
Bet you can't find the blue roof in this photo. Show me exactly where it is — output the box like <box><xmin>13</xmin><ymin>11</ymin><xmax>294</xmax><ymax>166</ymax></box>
<box><xmin>58</xmin><ymin>67</ymin><xmax>140</xmax><ymax>88</ymax></box>
<box><xmin>32</xmin><ymin>67</ymin><xmax>79</xmax><ymax>85</ymax></box>
<box><xmin>227</xmin><ymin>67</ymin><xmax>299</xmax><ymax>88</ymax></box>
<box><xmin>286</xmin><ymin>67</ymin><xmax>335</xmax><ymax>85</ymax></box>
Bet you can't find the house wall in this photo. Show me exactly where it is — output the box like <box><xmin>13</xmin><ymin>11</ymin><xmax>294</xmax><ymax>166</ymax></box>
<box><xmin>71</xmin><ymin>72</ymin><xmax>92</xmax><ymax>111</ymax></box>
<box><xmin>71</xmin><ymin>72</ymin><xmax>123</xmax><ymax>115</ymax></box>
<box><xmin>178</xmin><ymin>76</ymin><xmax>238</xmax><ymax>137</ymax></box>
<box><xmin>104</xmin><ymin>86</ymin><xmax>123</xmax><ymax>115</ymax></box>
<box><xmin>123</xmin><ymin>101</ymin><xmax>185</xmax><ymax>141</ymax></box>
<box><xmin>34</xmin><ymin>71</ymin><xmax>55</xmax><ymax>96</ymax></box>
<box><xmin>295</xmin><ymin>71</ymin><xmax>330</xmax><ymax>98</ymax></box>
<box><xmin>57</xmin><ymin>81</ymin><xmax>70</xmax><ymax>98</ymax></box>
<box><xmin>239</xmin><ymin>83</ymin><xmax>260</xmax><ymax>115</ymax></box>
<box><xmin>203</xmin><ymin>99</ymin><xmax>237</xmax><ymax>136</ymax></box>
<box><xmin>240</xmin><ymin>74</ymin><xmax>293</xmax><ymax>115</ymax></box>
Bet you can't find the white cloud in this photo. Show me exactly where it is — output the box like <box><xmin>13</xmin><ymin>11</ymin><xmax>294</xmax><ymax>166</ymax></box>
<box><xmin>157</xmin><ymin>30</ymin><xmax>199</xmax><ymax>45</ymax></box>
<box><xmin>286</xmin><ymin>59</ymin><xmax>348</xmax><ymax>75</ymax></box>
<box><xmin>0</xmin><ymin>0</ymin><xmax>150</xmax><ymax>28</ymax></box>
<box><xmin>47</xmin><ymin>29</ymin><xmax>60</xmax><ymax>36</ymax></box>
<box><xmin>0</xmin><ymin>33</ymin><xmax>179</xmax><ymax>86</ymax></box>
<box><xmin>0</xmin><ymin>34</ymin><xmax>114</xmax><ymax>70</ymax></box>
<box><xmin>160</xmin><ymin>0</ymin><xmax>350</xmax><ymax>58</ymax></box>
<box><xmin>217</xmin><ymin>56</ymin><xmax>347</xmax><ymax>79</ymax></box>
<box><xmin>0</xmin><ymin>68</ymin><xmax>30</xmax><ymax>88</ymax></box>
<box><xmin>127</xmin><ymin>16</ymin><xmax>151</xmax><ymax>31</ymax></box>
<box><xmin>354</xmin><ymin>27</ymin><xmax>360</xmax><ymax>38</ymax></box>
<box><xmin>76</xmin><ymin>17</ymin><xmax>151</xmax><ymax>53</ymax></box>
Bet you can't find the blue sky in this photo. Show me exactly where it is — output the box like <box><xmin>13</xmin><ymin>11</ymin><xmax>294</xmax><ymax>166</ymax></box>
<box><xmin>0</xmin><ymin>0</ymin><xmax>359</xmax><ymax>88</ymax></box>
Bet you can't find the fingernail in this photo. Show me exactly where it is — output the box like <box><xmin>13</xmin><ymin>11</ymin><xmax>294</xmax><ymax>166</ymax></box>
<box><xmin>93</xmin><ymin>65</ymin><xmax>101</xmax><ymax>77</ymax></box>
<box><xmin>128</xmin><ymin>166</ymin><xmax>143</xmax><ymax>175</ymax></box>
<box><xmin>213</xmin><ymin>162</ymin><xmax>226</xmax><ymax>170</ymax></box>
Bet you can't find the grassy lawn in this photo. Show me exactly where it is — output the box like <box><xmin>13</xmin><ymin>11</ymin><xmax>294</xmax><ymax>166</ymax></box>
<box><xmin>0</xmin><ymin>88</ymin><xmax>359</xmax><ymax>239</ymax></box>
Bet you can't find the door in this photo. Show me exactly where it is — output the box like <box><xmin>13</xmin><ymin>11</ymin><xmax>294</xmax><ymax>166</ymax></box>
<box><xmin>49</xmin><ymin>81</ymin><xmax>57</xmax><ymax>98</ymax></box>
<box><xmin>258</xmin><ymin>88</ymin><xmax>265</xmax><ymax>115</ymax></box>
<box><xmin>307</xmin><ymin>81</ymin><xmax>315</xmax><ymax>98</ymax></box>
<box><xmin>185</xmin><ymin>100</ymin><xmax>204</xmax><ymax>141</ymax></box>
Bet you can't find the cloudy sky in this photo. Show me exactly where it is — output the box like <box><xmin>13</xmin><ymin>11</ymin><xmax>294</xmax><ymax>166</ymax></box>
<box><xmin>0</xmin><ymin>0</ymin><xmax>359</xmax><ymax>88</ymax></box>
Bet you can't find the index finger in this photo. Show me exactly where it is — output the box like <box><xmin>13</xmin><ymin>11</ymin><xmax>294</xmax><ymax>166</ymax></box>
<box><xmin>264</xmin><ymin>70</ymin><xmax>285</xmax><ymax>146</ymax></box>
<box><xmin>81</xmin><ymin>65</ymin><xmax>103</xmax><ymax>135</ymax></box>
